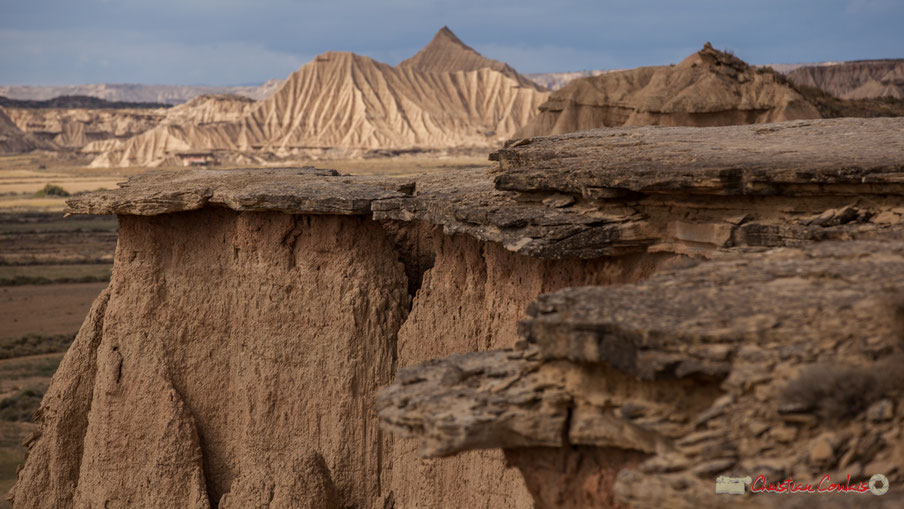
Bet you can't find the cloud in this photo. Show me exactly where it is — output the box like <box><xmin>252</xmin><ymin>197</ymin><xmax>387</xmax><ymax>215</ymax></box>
<box><xmin>0</xmin><ymin>0</ymin><xmax>901</xmax><ymax>85</ymax></box>
<box><xmin>0</xmin><ymin>28</ymin><xmax>310</xmax><ymax>85</ymax></box>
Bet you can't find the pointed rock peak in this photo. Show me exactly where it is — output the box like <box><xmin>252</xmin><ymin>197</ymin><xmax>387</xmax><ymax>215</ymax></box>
<box><xmin>431</xmin><ymin>26</ymin><xmax>471</xmax><ymax>50</ymax></box>
<box><xmin>678</xmin><ymin>42</ymin><xmax>750</xmax><ymax>72</ymax></box>
<box><xmin>398</xmin><ymin>26</ymin><xmax>545</xmax><ymax>90</ymax></box>
<box><xmin>400</xmin><ymin>26</ymin><xmax>487</xmax><ymax>72</ymax></box>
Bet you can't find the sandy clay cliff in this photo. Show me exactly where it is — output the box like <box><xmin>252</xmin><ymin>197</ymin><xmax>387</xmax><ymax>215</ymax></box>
<box><xmin>10</xmin><ymin>117</ymin><xmax>904</xmax><ymax>508</ymax></box>
<box><xmin>787</xmin><ymin>59</ymin><xmax>904</xmax><ymax>100</ymax></box>
<box><xmin>0</xmin><ymin>108</ymin><xmax>56</xmax><ymax>154</ymax></box>
<box><xmin>86</xmin><ymin>27</ymin><xmax>549</xmax><ymax>168</ymax></box>
<box><xmin>0</xmin><ymin>94</ymin><xmax>258</xmax><ymax>155</ymax></box>
<box><xmin>517</xmin><ymin>43</ymin><xmax>823</xmax><ymax>137</ymax></box>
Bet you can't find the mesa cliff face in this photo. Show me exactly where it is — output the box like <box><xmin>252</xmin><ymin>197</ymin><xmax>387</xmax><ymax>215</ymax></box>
<box><xmin>517</xmin><ymin>43</ymin><xmax>821</xmax><ymax>138</ymax></box>
<box><xmin>0</xmin><ymin>94</ymin><xmax>258</xmax><ymax>155</ymax></box>
<box><xmin>11</xmin><ymin>117</ymin><xmax>904</xmax><ymax>508</ymax></box>
<box><xmin>0</xmin><ymin>108</ymin><xmax>57</xmax><ymax>154</ymax></box>
<box><xmin>787</xmin><ymin>59</ymin><xmax>904</xmax><ymax>99</ymax></box>
<box><xmin>2</xmin><ymin>106</ymin><xmax>162</xmax><ymax>149</ymax></box>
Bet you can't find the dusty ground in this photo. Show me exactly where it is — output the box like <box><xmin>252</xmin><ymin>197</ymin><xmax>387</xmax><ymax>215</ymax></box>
<box><xmin>1</xmin><ymin>283</ymin><xmax>108</xmax><ymax>338</ymax></box>
<box><xmin>0</xmin><ymin>354</ymin><xmax>64</xmax><ymax>509</ymax></box>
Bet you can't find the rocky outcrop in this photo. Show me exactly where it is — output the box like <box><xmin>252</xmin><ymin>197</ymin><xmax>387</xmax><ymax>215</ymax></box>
<box><xmin>3</xmin><ymin>106</ymin><xmax>162</xmax><ymax>149</ymax></box>
<box><xmin>155</xmin><ymin>94</ymin><xmax>256</xmax><ymax>126</ymax></box>
<box><xmin>1</xmin><ymin>94</ymin><xmax>256</xmax><ymax>154</ymax></box>
<box><xmin>787</xmin><ymin>59</ymin><xmax>904</xmax><ymax>99</ymax></box>
<box><xmin>518</xmin><ymin>43</ymin><xmax>821</xmax><ymax>137</ymax></box>
<box><xmin>0</xmin><ymin>108</ymin><xmax>55</xmax><ymax>154</ymax></box>
<box><xmin>380</xmin><ymin>239</ymin><xmax>904</xmax><ymax>508</ymax></box>
<box><xmin>378</xmin><ymin>117</ymin><xmax>904</xmax><ymax>508</ymax></box>
<box><xmin>87</xmin><ymin>27</ymin><xmax>549</xmax><ymax>168</ymax></box>
<box><xmin>11</xmin><ymin>118</ymin><xmax>904</xmax><ymax>508</ymax></box>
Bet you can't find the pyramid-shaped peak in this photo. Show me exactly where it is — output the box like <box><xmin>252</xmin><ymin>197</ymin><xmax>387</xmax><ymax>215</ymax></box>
<box><xmin>431</xmin><ymin>26</ymin><xmax>471</xmax><ymax>49</ymax></box>
<box><xmin>678</xmin><ymin>43</ymin><xmax>751</xmax><ymax>72</ymax></box>
<box><xmin>399</xmin><ymin>26</ymin><xmax>545</xmax><ymax>90</ymax></box>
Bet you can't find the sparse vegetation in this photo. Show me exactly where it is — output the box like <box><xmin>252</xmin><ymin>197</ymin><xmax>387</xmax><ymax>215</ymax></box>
<box><xmin>0</xmin><ymin>390</ymin><xmax>44</xmax><ymax>423</ymax></box>
<box><xmin>795</xmin><ymin>84</ymin><xmax>904</xmax><ymax>118</ymax></box>
<box><xmin>32</xmin><ymin>184</ymin><xmax>69</xmax><ymax>197</ymax></box>
<box><xmin>0</xmin><ymin>334</ymin><xmax>74</xmax><ymax>360</ymax></box>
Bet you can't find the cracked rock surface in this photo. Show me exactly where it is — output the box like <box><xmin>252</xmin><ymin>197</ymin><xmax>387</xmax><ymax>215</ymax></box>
<box><xmin>379</xmin><ymin>239</ymin><xmax>904</xmax><ymax>508</ymax></box>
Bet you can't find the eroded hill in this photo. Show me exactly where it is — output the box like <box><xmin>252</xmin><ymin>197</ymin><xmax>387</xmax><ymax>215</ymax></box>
<box><xmin>787</xmin><ymin>59</ymin><xmax>904</xmax><ymax>99</ymax></box>
<box><xmin>517</xmin><ymin>43</ymin><xmax>822</xmax><ymax>137</ymax></box>
<box><xmin>86</xmin><ymin>28</ymin><xmax>549</xmax><ymax>168</ymax></box>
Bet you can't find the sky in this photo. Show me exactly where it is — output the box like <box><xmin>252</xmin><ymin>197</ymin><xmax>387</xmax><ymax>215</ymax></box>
<box><xmin>1</xmin><ymin>0</ymin><xmax>902</xmax><ymax>86</ymax></box>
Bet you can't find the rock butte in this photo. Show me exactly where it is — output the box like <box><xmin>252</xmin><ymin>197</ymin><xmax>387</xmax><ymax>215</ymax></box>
<box><xmin>517</xmin><ymin>43</ymin><xmax>822</xmax><ymax>138</ymax></box>
<box><xmin>10</xmin><ymin>117</ymin><xmax>904</xmax><ymax>508</ymax></box>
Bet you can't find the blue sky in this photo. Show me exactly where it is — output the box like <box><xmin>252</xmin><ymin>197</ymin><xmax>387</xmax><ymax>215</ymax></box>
<box><xmin>1</xmin><ymin>0</ymin><xmax>902</xmax><ymax>85</ymax></box>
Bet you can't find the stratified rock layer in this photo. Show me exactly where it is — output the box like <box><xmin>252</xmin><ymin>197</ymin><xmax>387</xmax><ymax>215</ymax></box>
<box><xmin>787</xmin><ymin>59</ymin><xmax>904</xmax><ymax>99</ymax></box>
<box><xmin>517</xmin><ymin>43</ymin><xmax>821</xmax><ymax>137</ymax></box>
<box><xmin>12</xmin><ymin>117</ymin><xmax>904</xmax><ymax>508</ymax></box>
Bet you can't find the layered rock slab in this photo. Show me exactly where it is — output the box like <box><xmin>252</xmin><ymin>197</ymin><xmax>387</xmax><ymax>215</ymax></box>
<box><xmin>494</xmin><ymin>117</ymin><xmax>904</xmax><ymax>197</ymax></box>
<box><xmin>379</xmin><ymin>239</ymin><xmax>904</xmax><ymax>507</ymax></box>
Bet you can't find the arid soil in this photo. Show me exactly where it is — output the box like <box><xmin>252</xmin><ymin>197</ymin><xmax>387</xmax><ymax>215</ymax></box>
<box><xmin>1</xmin><ymin>283</ymin><xmax>108</xmax><ymax>339</ymax></box>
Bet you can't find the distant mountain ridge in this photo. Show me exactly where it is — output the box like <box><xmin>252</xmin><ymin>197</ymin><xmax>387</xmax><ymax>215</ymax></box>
<box><xmin>0</xmin><ymin>95</ymin><xmax>170</xmax><ymax>109</ymax></box>
<box><xmin>0</xmin><ymin>80</ymin><xmax>282</xmax><ymax>105</ymax></box>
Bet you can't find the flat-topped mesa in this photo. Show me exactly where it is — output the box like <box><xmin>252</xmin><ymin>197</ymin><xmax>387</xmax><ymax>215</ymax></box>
<box><xmin>15</xmin><ymin>118</ymin><xmax>904</xmax><ymax>509</ymax></box>
<box><xmin>377</xmin><ymin>238</ymin><xmax>904</xmax><ymax>508</ymax></box>
<box><xmin>69</xmin><ymin>118</ymin><xmax>904</xmax><ymax>261</ymax></box>
<box><xmin>493</xmin><ymin>117</ymin><xmax>904</xmax><ymax>197</ymax></box>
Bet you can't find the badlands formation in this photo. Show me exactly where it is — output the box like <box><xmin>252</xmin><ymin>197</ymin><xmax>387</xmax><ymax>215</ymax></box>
<box><xmin>0</xmin><ymin>94</ymin><xmax>258</xmax><ymax>154</ymax></box>
<box><xmin>11</xmin><ymin>117</ymin><xmax>904</xmax><ymax>508</ymax></box>
<box><xmin>517</xmin><ymin>43</ymin><xmax>822</xmax><ymax>137</ymax></box>
<box><xmin>86</xmin><ymin>27</ymin><xmax>550</xmax><ymax>167</ymax></box>
<box><xmin>0</xmin><ymin>108</ymin><xmax>56</xmax><ymax>154</ymax></box>
<box><xmin>787</xmin><ymin>59</ymin><xmax>904</xmax><ymax>100</ymax></box>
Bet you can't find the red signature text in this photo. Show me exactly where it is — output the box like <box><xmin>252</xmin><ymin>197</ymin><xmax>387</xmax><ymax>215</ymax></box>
<box><xmin>751</xmin><ymin>474</ymin><xmax>872</xmax><ymax>494</ymax></box>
